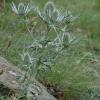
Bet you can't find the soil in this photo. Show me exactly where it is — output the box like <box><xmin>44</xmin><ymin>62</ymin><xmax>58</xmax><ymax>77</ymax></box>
<box><xmin>40</xmin><ymin>80</ymin><xmax>66</xmax><ymax>100</ymax></box>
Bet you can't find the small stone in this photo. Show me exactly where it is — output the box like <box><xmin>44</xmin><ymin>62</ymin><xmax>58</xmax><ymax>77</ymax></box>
<box><xmin>12</xmin><ymin>81</ymin><xmax>17</xmax><ymax>84</ymax></box>
<box><xmin>8</xmin><ymin>70</ymin><xmax>17</xmax><ymax>76</ymax></box>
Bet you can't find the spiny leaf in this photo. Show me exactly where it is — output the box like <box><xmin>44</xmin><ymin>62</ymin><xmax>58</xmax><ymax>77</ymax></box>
<box><xmin>44</xmin><ymin>1</ymin><xmax>55</xmax><ymax>18</ymax></box>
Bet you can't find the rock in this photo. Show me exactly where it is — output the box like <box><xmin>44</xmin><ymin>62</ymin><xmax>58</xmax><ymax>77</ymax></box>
<box><xmin>0</xmin><ymin>56</ymin><xmax>57</xmax><ymax>100</ymax></box>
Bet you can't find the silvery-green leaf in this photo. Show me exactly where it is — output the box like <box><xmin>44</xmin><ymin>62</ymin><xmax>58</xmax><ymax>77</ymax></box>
<box><xmin>11</xmin><ymin>2</ymin><xmax>32</xmax><ymax>15</ymax></box>
<box><xmin>43</xmin><ymin>61</ymin><xmax>52</xmax><ymax>66</ymax></box>
<box><xmin>23</xmin><ymin>53</ymin><xmax>30</xmax><ymax>64</ymax></box>
<box><xmin>25</xmin><ymin>3</ymin><xmax>32</xmax><ymax>14</ymax></box>
<box><xmin>18</xmin><ymin>3</ymin><xmax>26</xmax><ymax>15</ymax></box>
<box><xmin>33</xmin><ymin>6</ymin><xmax>39</xmax><ymax>14</ymax></box>
<box><xmin>64</xmin><ymin>11</ymin><xmax>75</xmax><ymax>23</ymax></box>
<box><xmin>57</xmin><ymin>14</ymin><xmax>64</xmax><ymax>22</ymax></box>
<box><xmin>62</xmin><ymin>32</ymin><xmax>69</xmax><ymax>43</ymax></box>
<box><xmin>61</xmin><ymin>26</ymin><xmax>67</xmax><ymax>32</ymax></box>
<box><xmin>32</xmin><ymin>41</ymin><xmax>43</xmax><ymax>49</ymax></box>
<box><xmin>38</xmin><ymin>65</ymin><xmax>48</xmax><ymax>70</ymax></box>
<box><xmin>51</xmin><ymin>10</ymin><xmax>58</xmax><ymax>21</ymax></box>
<box><xmin>66</xmin><ymin>11</ymin><xmax>72</xmax><ymax>16</ymax></box>
<box><xmin>11</xmin><ymin>2</ymin><xmax>18</xmax><ymax>14</ymax></box>
<box><xmin>44</xmin><ymin>1</ymin><xmax>55</xmax><ymax>18</ymax></box>
<box><xmin>56</xmin><ymin>10</ymin><xmax>64</xmax><ymax>22</ymax></box>
<box><xmin>36</xmin><ymin>43</ymin><xmax>43</xmax><ymax>48</ymax></box>
<box><xmin>21</xmin><ymin>52</ymin><xmax>34</xmax><ymax>64</ymax></box>
<box><xmin>63</xmin><ymin>32</ymin><xmax>76</xmax><ymax>44</ymax></box>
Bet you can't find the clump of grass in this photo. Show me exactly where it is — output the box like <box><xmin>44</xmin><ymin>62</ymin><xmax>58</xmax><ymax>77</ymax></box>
<box><xmin>81</xmin><ymin>88</ymin><xmax>100</xmax><ymax>100</ymax></box>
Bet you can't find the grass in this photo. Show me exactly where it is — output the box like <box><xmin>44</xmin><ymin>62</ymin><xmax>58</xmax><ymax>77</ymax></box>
<box><xmin>0</xmin><ymin>0</ymin><xmax>100</xmax><ymax>99</ymax></box>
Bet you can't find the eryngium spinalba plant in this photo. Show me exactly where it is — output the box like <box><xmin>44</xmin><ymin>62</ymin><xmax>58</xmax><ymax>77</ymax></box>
<box><xmin>19</xmin><ymin>1</ymin><xmax>78</xmax><ymax>77</ymax></box>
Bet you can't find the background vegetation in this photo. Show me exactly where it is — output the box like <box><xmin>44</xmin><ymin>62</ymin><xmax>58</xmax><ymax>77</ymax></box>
<box><xmin>0</xmin><ymin>0</ymin><xmax>100</xmax><ymax>99</ymax></box>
